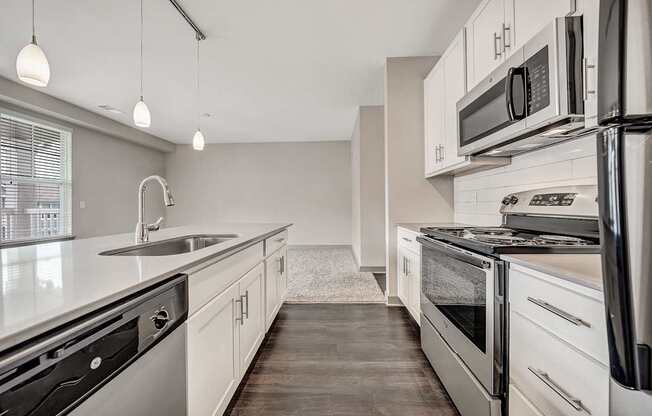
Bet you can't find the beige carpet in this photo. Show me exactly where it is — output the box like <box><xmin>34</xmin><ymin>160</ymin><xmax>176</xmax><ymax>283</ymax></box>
<box><xmin>286</xmin><ymin>246</ymin><xmax>386</xmax><ymax>303</ymax></box>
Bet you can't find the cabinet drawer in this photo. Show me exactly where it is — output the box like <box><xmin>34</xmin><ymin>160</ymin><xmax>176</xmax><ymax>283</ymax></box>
<box><xmin>510</xmin><ymin>311</ymin><xmax>608</xmax><ymax>416</ymax></box>
<box><xmin>397</xmin><ymin>227</ymin><xmax>421</xmax><ymax>253</ymax></box>
<box><xmin>188</xmin><ymin>242</ymin><xmax>264</xmax><ymax>315</ymax></box>
<box><xmin>509</xmin><ymin>266</ymin><xmax>608</xmax><ymax>364</ymax></box>
<box><xmin>509</xmin><ymin>384</ymin><xmax>544</xmax><ymax>416</ymax></box>
<box><xmin>265</xmin><ymin>230</ymin><xmax>288</xmax><ymax>257</ymax></box>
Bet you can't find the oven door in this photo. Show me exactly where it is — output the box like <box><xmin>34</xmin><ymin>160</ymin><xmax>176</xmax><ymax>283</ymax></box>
<box><xmin>417</xmin><ymin>236</ymin><xmax>506</xmax><ymax>396</ymax></box>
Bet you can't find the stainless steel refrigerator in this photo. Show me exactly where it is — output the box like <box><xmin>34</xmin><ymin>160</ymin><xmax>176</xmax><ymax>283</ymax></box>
<box><xmin>596</xmin><ymin>0</ymin><xmax>652</xmax><ymax>414</ymax></box>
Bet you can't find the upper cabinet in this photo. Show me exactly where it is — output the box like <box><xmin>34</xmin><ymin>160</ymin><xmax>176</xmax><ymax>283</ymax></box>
<box><xmin>466</xmin><ymin>0</ymin><xmax>580</xmax><ymax>90</ymax></box>
<box><xmin>424</xmin><ymin>30</ymin><xmax>509</xmax><ymax>177</ymax></box>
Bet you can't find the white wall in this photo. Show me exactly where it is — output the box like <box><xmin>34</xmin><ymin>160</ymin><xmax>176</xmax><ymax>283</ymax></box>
<box><xmin>351</xmin><ymin>105</ymin><xmax>385</xmax><ymax>270</ymax></box>
<box><xmin>165</xmin><ymin>141</ymin><xmax>352</xmax><ymax>246</ymax></box>
<box><xmin>0</xmin><ymin>100</ymin><xmax>167</xmax><ymax>239</ymax></box>
<box><xmin>385</xmin><ymin>57</ymin><xmax>455</xmax><ymax>298</ymax></box>
<box><xmin>454</xmin><ymin>136</ymin><xmax>598</xmax><ymax>225</ymax></box>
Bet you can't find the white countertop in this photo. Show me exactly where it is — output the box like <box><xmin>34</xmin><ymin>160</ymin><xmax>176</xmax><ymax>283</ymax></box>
<box><xmin>501</xmin><ymin>253</ymin><xmax>603</xmax><ymax>291</ymax></box>
<box><xmin>396</xmin><ymin>223</ymin><xmax>468</xmax><ymax>234</ymax></box>
<box><xmin>0</xmin><ymin>222</ymin><xmax>291</xmax><ymax>352</ymax></box>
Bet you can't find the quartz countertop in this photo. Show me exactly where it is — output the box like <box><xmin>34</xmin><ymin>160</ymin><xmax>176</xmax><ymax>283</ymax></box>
<box><xmin>501</xmin><ymin>253</ymin><xmax>603</xmax><ymax>291</ymax></box>
<box><xmin>0</xmin><ymin>222</ymin><xmax>291</xmax><ymax>352</ymax></box>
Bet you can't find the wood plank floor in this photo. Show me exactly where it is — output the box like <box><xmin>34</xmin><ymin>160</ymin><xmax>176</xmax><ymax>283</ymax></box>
<box><xmin>225</xmin><ymin>304</ymin><xmax>459</xmax><ymax>416</ymax></box>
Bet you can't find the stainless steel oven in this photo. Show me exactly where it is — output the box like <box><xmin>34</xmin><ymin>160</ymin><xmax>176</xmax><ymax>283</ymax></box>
<box><xmin>417</xmin><ymin>236</ymin><xmax>506</xmax><ymax>397</ymax></box>
<box><xmin>457</xmin><ymin>16</ymin><xmax>586</xmax><ymax>157</ymax></box>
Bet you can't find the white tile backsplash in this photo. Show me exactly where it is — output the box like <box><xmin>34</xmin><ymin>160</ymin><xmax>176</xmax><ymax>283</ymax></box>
<box><xmin>454</xmin><ymin>136</ymin><xmax>598</xmax><ymax>225</ymax></box>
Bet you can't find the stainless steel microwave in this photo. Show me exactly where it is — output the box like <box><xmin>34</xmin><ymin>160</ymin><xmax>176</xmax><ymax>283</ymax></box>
<box><xmin>457</xmin><ymin>16</ymin><xmax>587</xmax><ymax>157</ymax></box>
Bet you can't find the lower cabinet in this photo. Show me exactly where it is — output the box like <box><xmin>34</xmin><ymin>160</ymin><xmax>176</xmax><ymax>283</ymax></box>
<box><xmin>265</xmin><ymin>246</ymin><xmax>287</xmax><ymax>330</ymax></box>
<box><xmin>397</xmin><ymin>227</ymin><xmax>421</xmax><ymax>324</ymax></box>
<box><xmin>186</xmin><ymin>231</ymin><xmax>289</xmax><ymax>416</ymax></box>
<box><xmin>187</xmin><ymin>283</ymin><xmax>241</xmax><ymax>416</ymax></box>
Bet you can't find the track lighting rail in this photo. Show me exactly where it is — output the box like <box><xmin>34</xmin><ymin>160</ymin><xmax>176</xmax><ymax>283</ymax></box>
<box><xmin>168</xmin><ymin>0</ymin><xmax>206</xmax><ymax>40</ymax></box>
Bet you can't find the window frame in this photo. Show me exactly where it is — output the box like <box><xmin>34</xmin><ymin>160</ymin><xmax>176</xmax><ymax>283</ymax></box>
<box><xmin>0</xmin><ymin>108</ymin><xmax>73</xmax><ymax>248</ymax></box>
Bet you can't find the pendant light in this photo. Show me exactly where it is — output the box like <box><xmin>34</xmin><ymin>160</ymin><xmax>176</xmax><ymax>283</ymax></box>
<box><xmin>16</xmin><ymin>0</ymin><xmax>50</xmax><ymax>87</ymax></box>
<box><xmin>192</xmin><ymin>37</ymin><xmax>205</xmax><ymax>151</ymax></box>
<box><xmin>133</xmin><ymin>0</ymin><xmax>151</xmax><ymax>128</ymax></box>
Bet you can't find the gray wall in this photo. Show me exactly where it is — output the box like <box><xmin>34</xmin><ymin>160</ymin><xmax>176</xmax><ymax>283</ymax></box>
<box><xmin>0</xmin><ymin>101</ymin><xmax>167</xmax><ymax>239</ymax></box>
<box><xmin>384</xmin><ymin>57</ymin><xmax>454</xmax><ymax>298</ymax></box>
<box><xmin>351</xmin><ymin>106</ymin><xmax>386</xmax><ymax>270</ymax></box>
<box><xmin>164</xmin><ymin>141</ymin><xmax>352</xmax><ymax>246</ymax></box>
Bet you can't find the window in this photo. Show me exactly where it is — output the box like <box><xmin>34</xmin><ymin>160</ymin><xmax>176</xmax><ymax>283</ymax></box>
<box><xmin>0</xmin><ymin>112</ymin><xmax>72</xmax><ymax>245</ymax></box>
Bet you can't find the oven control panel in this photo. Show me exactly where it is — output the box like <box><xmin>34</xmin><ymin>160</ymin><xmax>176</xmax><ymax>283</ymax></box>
<box><xmin>529</xmin><ymin>193</ymin><xmax>577</xmax><ymax>206</ymax></box>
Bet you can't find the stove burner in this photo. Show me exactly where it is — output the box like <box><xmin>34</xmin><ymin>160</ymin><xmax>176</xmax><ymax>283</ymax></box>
<box><xmin>473</xmin><ymin>234</ymin><xmax>529</xmax><ymax>245</ymax></box>
<box><xmin>534</xmin><ymin>235</ymin><xmax>591</xmax><ymax>245</ymax></box>
<box><xmin>468</xmin><ymin>227</ymin><xmax>515</xmax><ymax>236</ymax></box>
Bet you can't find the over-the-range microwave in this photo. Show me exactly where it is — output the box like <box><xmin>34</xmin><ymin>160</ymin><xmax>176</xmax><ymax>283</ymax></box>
<box><xmin>457</xmin><ymin>16</ymin><xmax>593</xmax><ymax>157</ymax></box>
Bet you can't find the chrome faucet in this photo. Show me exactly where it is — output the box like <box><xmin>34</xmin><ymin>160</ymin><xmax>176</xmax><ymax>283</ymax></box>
<box><xmin>135</xmin><ymin>175</ymin><xmax>175</xmax><ymax>243</ymax></box>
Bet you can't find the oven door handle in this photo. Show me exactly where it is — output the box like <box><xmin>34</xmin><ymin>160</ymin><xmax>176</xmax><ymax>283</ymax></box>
<box><xmin>416</xmin><ymin>236</ymin><xmax>492</xmax><ymax>270</ymax></box>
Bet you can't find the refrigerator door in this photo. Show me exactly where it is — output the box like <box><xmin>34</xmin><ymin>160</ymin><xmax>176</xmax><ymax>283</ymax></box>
<box><xmin>597</xmin><ymin>126</ymin><xmax>652</xmax><ymax>414</ymax></box>
<box><xmin>598</xmin><ymin>0</ymin><xmax>652</xmax><ymax>124</ymax></box>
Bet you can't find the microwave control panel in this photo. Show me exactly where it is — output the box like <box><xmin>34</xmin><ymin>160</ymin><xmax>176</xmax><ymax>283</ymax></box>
<box><xmin>525</xmin><ymin>46</ymin><xmax>550</xmax><ymax>116</ymax></box>
<box><xmin>529</xmin><ymin>192</ymin><xmax>577</xmax><ymax>206</ymax></box>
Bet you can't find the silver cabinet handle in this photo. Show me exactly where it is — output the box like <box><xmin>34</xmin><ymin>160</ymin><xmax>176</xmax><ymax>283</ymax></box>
<box><xmin>502</xmin><ymin>23</ymin><xmax>511</xmax><ymax>52</ymax></box>
<box><xmin>440</xmin><ymin>144</ymin><xmax>445</xmax><ymax>161</ymax></box>
<box><xmin>527</xmin><ymin>297</ymin><xmax>591</xmax><ymax>327</ymax></box>
<box><xmin>235</xmin><ymin>298</ymin><xmax>244</xmax><ymax>325</ymax></box>
<box><xmin>241</xmin><ymin>290</ymin><xmax>249</xmax><ymax>320</ymax></box>
<box><xmin>435</xmin><ymin>145</ymin><xmax>441</xmax><ymax>162</ymax></box>
<box><xmin>493</xmin><ymin>32</ymin><xmax>502</xmax><ymax>60</ymax></box>
<box><xmin>528</xmin><ymin>367</ymin><xmax>590</xmax><ymax>413</ymax></box>
<box><xmin>402</xmin><ymin>237</ymin><xmax>412</xmax><ymax>243</ymax></box>
<box><xmin>406</xmin><ymin>257</ymin><xmax>411</xmax><ymax>276</ymax></box>
<box><xmin>275</xmin><ymin>237</ymin><xmax>285</xmax><ymax>243</ymax></box>
<box><xmin>582</xmin><ymin>57</ymin><xmax>596</xmax><ymax>100</ymax></box>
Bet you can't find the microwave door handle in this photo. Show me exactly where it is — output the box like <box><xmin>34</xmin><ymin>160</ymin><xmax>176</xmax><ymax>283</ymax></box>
<box><xmin>506</xmin><ymin>67</ymin><xmax>527</xmax><ymax>121</ymax></box>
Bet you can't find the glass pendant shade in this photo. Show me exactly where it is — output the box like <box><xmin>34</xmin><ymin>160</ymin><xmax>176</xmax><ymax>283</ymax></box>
<box><xmin>16</xmin><ymin>41</ymin><xmax>50</xmax><ymax>87</ymax></box>
<box><xmin>133</xmin><ymin>99</ymin><xmax>151</xmax><ymax>128</ymax></box>
<box><xmin>192</xmin><ymin>129</ymin><xmax>205</xmax><ymax>150</ymax></box>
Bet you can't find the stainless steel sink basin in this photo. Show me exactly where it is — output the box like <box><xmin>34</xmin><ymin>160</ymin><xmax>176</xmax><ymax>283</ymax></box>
<box><xmin>99</xmin><ymin>234</ymin><xmax>239</xmax><ymax>256</ymax></box>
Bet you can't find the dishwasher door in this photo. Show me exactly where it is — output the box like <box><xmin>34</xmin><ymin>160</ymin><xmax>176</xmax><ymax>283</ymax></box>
<box><xmin>70</xmin><ymin>323</ymin><xmax>187</xmax><ymax>416</ymax></box>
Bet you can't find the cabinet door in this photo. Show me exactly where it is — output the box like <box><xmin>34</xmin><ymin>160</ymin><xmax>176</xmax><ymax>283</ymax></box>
<box><xmin>397</xmin><ymin>247</ymin><xmax>409</xmax><ymax>307</ymax></box>
<box><xmin>265</xmin><ymin>251</ymin><xmax>280</xmax><ymax>329</ymax></box>
<box><xmin>406</xmin><ymin>250</ymin><xmax>421</xmax><ymax>324</ymax></box>
<box><xmin>466</xmin><ymin>0</ymin><xmax>506</xmax><ymax>88</ymax></box>
<box><xmin>187</xmin><ymin>283</ymin><xmax>240</xmax><ymax>416</ymax></box>
<box><xmin>442</xmin><ymin>30</ymin><xmax>467</xmax><ymax>168</ymax></box>
<box><xmin>512</xmin><ymin>0</ymin><xmax>575</xmax><ymax>52</ymax></box>
<box><xmin>239</xmin><ymin>263</ymin><xmax>265</xmax><ymax>372</ymax></box>
<box><xmin>424</xmin><ymin>62</ymin><xmax>444</xmax><ymax>176</ymax></box>
<box><xmin>277</xmin><ymin>247</ymin><xmax>288</xmax><ymax>302</ymax></box>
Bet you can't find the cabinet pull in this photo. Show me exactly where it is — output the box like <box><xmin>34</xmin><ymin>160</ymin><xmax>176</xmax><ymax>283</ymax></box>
<box><xmin>275</xmin><ymin>237</ymin><xmax>285</xmax><ymax>243</ymax></box>
<box><xmin>440</xmin><ymin>145</ymin><xmax>445</xmax><ymax>161</ymax></box>
<box><xmin>493</xmin><ymin>32</ymin><xmax>502</xmax><ymax>60</ymax></box>
<box><xmin>278</xmin><ymin>256</ymin><xmax>285</xmax><ymax>274</ymax></box>
<box><xmin>435</xmin><ymin>145</ymin><xmax>441</xmax><ymax>162</ymax></box>
<box><xmin>582</xmin><ymin>57</ymin><xmax>596</xmax><ymax>100</ymax></box>
<box><xmin>502</xmin><ymin>23</ymin><xmax>511</xmax><ymax>52</ymax></box>
<box><xmin>402</xmin><ymin>237</ymin><xmax>412</xmax><ymax>243</ymax></box>
<box><xmin>235</xmin><ymin>298</ymin><xmax>243</xmax><ymax>325</ymax></box>
<box><xmin>241</xmin><ymin>291</ymin><xmax>249</xmax><ymax>320</ymax></box>
<box><xmin>528</xmin><ymin>367</ymin><xmax>590</xmax><ymax>414</ymax></box>
<box><xmin>527</xmin><ymin>297</ymin><xmax>591</xmax><ymax>327</ymax></box>
<box><xmin>406</xmin><ymin>257</ymin><xmax>410</xmax><ymax>276</ymax></box>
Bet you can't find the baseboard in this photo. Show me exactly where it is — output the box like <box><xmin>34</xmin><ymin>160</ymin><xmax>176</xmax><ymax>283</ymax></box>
<box><xmin>359</xmin><ymin>266</ymin><xmax>386</xmax><ymax>273</ymax></box>
<box><xmin>386</xmin><ymin>296</ymin><xmax>403</xmax><ymax>307</ymax></box>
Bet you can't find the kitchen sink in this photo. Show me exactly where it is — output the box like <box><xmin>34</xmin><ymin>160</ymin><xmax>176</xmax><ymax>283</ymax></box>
<box><xmin>99</xmin><ymin>234</ymin><xmax>240</xmax><ymax>256</ymax></box>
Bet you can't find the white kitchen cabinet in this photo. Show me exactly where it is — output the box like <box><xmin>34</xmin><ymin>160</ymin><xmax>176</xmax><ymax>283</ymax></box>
<box><xmin>187</xmin><ymin>283</ymin><xmax>241</xmax><ymax>416</ymax></box>
<box><xmin>397</xmin><ymin>227</ymin><xmax>421</xmax><ymax>324</ymax></box>
<box><xmin>264</xmin><ymin>243</ymin><xmax>287</xmax><ymax>331</ymax></box>
<box><xmin>512</xmin><ymin>0</ymin><xmax>577</xmax><ymax>52</ymax></box>
<box><xmin>509</xmin><ymin>384</ymin><xmax>545</xmax><ymax>416</ymax></box>
<box><xmin>424</xmin><ymin>62</ymin><xmax>445</xmax><ymax>176</ymax></box>
<box><xmin>424</xmin><ymin>29</ymin><xmax>509</xmax><ymax>177</ymax></box>
<box><xmin>466</xmin><ymin>0</ymin><xmax>508</xmax><ymax>88</ymax></box>
<box><xmin>238</xmin><ymin>263</ymin><xmax>265</xmax><ymax>372</ymax></box>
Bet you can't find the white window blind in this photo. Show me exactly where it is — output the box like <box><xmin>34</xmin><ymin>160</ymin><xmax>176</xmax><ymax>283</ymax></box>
<box><xmin>0</xmin><ymin>112</ymin><xmax>72</xmax><ymax>245</ymax></box>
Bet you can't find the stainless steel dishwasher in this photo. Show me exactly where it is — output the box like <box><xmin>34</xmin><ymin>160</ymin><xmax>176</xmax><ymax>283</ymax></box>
<box><xmin>0</xmin><ymin>274</ymin><xmax>188</xmax><ymax>416</ymax></box>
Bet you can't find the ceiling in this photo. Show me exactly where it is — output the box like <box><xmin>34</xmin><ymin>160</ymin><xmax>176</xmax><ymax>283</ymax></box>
<box><xmin>0</xmin><ymin>0</ymin><xmax>480</xmax><ymax>144</ymax></box>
